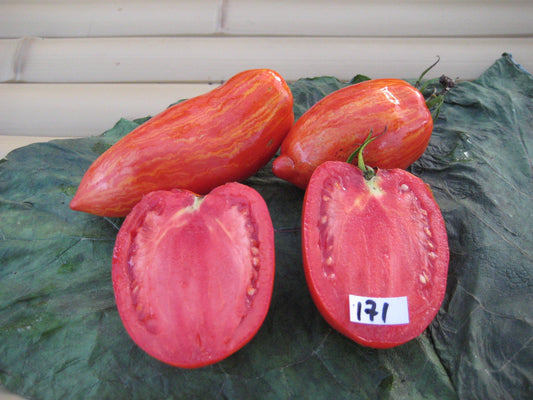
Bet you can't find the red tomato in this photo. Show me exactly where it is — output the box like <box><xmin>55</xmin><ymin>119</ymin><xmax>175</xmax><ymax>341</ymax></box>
<box><xmin>112</xmin><ymin>182</ymin><xmax>275</xmax><ymax>368</ymax></box>
<box><xmin>71</xmin><ymin>68</ymin><xmax>294</xmax><ymax>217</ymax></box>
<box><xmin>302</xmin><ymin>161</ymin><xmax>448</xmax><ymax>348</ymax></box>
<box><xmin>273</xmin><ymin>79</ymin><xmax>433</xmax><ymax>189</ymax></box>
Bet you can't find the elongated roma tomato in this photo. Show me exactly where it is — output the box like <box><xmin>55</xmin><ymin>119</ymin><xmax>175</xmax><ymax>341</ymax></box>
<box><xmin>272</xmin><ymin>79</ymin><xmax>432</xmax><ymax>189</ymax></box>
<box><xmin>70</xmin><ymin>69</ymin><xmax>294</xmax><ymax>217</ymax></box>
<box><xmin>112</xmin><ymin>182</ymin><xmax>275</xmax><ymax>368</ymax></box>
<box><xmin>302</xmin><ymin>161</ymin><xmax>448</xmax><ymax>348</ymax></box>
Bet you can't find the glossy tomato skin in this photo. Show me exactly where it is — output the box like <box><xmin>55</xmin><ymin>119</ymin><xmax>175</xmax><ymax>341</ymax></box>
<box><xmin>302</xmin><ymin>161</ymin><xmax>448</xmax><ymax>348</ymax></box>
<box><xmin>112</xmin><ymin>182</ymin><xmax>275</xmax><ymax>368</ymax></box>
<box><xmin>272</xmin><ymin>79</ymin><xmax>432</xmax><ymax>189</ymax></box>
<box><xmin>71</xmin><ymin>69</ymin><xmax>294</xmax><ymax>217</ymax></box>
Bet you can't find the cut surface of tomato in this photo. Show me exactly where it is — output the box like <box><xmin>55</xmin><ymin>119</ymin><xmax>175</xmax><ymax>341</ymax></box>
<box><xmin>302</xmin><ymin>161</ymin><xmax>449</xmax><ymax>348</ymax></box>
<box><xmin>112</xmin><ymin>182</ymin><xmax>275</xmax><ymax>368</ymax></box>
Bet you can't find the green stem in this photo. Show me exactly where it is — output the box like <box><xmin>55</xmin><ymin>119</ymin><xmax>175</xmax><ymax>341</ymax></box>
<box><xmin>413</xmin><ymin>57</ymin><xmax>456</xmax><ymax>122</ymax></box>
<box><xmin>415</xmin><ymin>56</ymin><xmax>441</xmax><ymax>89</ymax></box>
<box><xmin>418</xmin><ymin>77</ymin><xmax>440</xmax><ymax>95</ymax></box>
<box><xmin>427</xmin><ymin>95</ymin><xmax>445</xmax><ymax>120</ymax></box>
<box><xmin>425</xmin><ymin>75</ymin><xmax>455</xmax><ymax>120</ymax></box>
<box><xmin>346</xmin><ymin>127</ymin><xmax>387</xmax><ymax>180</ymax></box>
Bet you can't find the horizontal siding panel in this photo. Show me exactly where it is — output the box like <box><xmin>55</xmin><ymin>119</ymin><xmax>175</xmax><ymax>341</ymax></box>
<box><xmin>1</xmin><ymin>36</ymin><xmax>532</xmax><ymax>84</ymax></box>
<box><xmin>1</xmin><ymin>0</ymin><xmax>532</xmax><ymax>38</ymax></box>
<box><xmin>224</xmin><ymin>0</ymin><xmax>533</xmax><ymax>37</ymax></box>
<box><xmin>0</xmin><ymin>83</ymin><xmax>216</xmax><ymax>138</ymax></box>
<box><xmin>0</xmin><ymin>39</ymin><xmax>18</xmax><ymax>81</ymax></box>
<box><xmin>0</xmin><ymin>0</ymin><xmax>221</xmax><ymax>38</ymax></box>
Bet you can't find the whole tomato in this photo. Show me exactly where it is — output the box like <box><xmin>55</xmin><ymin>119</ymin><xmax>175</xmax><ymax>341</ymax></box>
<box><xmin>70</xmin><ymin>69</ymin><xmax>294</xmax><ymax>217</ymax></box>
<box><xmin>272</xmin><ymin>78</ymin><xmax>433</xmax><ymax>189</ymax></box>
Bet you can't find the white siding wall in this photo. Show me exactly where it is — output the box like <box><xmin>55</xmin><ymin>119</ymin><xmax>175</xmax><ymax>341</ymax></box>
<box><xmin>0</xmin><ymin>0</ymin><xmax>532</xmax><ymax>157</ymax></box>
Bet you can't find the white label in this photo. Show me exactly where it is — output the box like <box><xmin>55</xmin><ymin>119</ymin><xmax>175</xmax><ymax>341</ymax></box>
<box><xmin>349</xmin><ymin>295</ymin><xmax>409</xmax><ymax>325</ymax></box>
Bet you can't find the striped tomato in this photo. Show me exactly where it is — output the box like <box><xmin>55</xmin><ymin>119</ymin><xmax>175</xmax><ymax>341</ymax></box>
<box><xmin>70</xmin><ymin>69</ymin><xmax>294</xmax><ymax>217</ymax></box>
<box><xmin>272</xmin><ymin>79</ymin><xmax>433</xmax><ymax>189</ymax></box>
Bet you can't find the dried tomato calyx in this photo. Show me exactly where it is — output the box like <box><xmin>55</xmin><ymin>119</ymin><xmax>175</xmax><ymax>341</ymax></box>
<box><xmin>414</xmin><ymin>56</ymin><xmax>455</xmax><ymax>121</ymax></box>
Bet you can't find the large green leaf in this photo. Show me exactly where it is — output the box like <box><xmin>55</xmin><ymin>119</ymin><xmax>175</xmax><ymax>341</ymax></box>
<box><xmin>0</xmin><ymin>54</ymin><xmax>531</xmax><ymax>400</ymax></box>
<box><xmin>411</xmin><ymin>53</ymin><xmax>533</xmax><ymax>399</ymax></box>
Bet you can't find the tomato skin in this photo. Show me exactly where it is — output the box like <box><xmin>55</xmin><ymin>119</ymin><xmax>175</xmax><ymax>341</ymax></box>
<box><xmin>70</xmin><ymin>69</ymin><xmax>294</xmax><ymax>217</ymax></box>
<box><xmin>112</xmin><ymin>182</ymin><xmax>275</xmax><ymax>368</ymax></box>
<box><xmin>272</xmin><ymin>79</ymin><xmax>432</xmax><ymax>189</ymax></box>
<box><xmin>302</xmin><ymin>161</ymin><xmax>448</xmax><ymax>348</ymax></box>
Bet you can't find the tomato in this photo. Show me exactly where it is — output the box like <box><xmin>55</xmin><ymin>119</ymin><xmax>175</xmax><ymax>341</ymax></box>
<box><xmin>302</xmin><ymin>161</ymin><xmax>448</xmax><ymax>348</ymax></box>
<box><xmin>70</xmin><ymin>69</ymin><xmax>294</xmax><ymax>217</ymax></box>
<box><xmin>112</xmin><ymin>182</ymin><xmax>275</xmax><ymax>368</ymax></box>
<box><xmin>272</xmin><ymin>78</ymin><xmax>433</xmax><ymax>189</ymax></box>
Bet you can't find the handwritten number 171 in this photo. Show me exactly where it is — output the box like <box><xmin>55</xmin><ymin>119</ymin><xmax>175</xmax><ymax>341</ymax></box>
<box><xmin>356</xmin><ymin>299</ymin><xmax>389</xmax><ymax>323</ymax></box>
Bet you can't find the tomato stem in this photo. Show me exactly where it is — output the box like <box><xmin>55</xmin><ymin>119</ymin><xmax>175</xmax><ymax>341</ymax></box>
<box><xmin>414</xmin><ymin>57</ymin><xmax>456</xmax><ymax>121</ymax></box>
<box><xmin>415</xmin><ymin>56</ymin><xmax>441</xmax><ymax>90</ymax></box>
<box><xmin>347</xmin><ymin>127</ymin><xmax>387</xmax><ymax>180</ymax></box>
<box><xmin>427</xmin><ymin>94</ymin><xmax>445</xmax><ymax>120</ymax></box>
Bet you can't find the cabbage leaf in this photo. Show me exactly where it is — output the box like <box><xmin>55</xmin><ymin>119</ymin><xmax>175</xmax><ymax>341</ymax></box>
<box><xmin>0</xmin><ymin>54</ymin><xmax>531</xmax><ymax>400</ymax></box>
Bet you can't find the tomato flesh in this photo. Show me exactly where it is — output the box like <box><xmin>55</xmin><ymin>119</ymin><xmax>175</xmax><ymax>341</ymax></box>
<box><xmin>302</xmin><ymin>161</ymin><xmax>449</xmax><ymax>348</ymax></box>
<box><xmin>112</xmin><ymin>182</ymin><xmax>275</xmax><ymax>368</ymax></box>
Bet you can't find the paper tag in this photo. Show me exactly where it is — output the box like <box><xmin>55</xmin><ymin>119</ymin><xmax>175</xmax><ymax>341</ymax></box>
<box><xmin>349</xmin><ymin>295</ymin><xmax>409</xmax><ymax>325</ymax></box>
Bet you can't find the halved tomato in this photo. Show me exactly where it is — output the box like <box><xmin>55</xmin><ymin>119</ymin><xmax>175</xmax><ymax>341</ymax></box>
<box><xmin>112</xmin><ymin>182</ymin><xmax>275</xmax><ymax>368</ymax></box>
<box><xmin>302</xmin><ymin>161</ymin><xmax>449</xmax><ymax>348</ymax></box>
